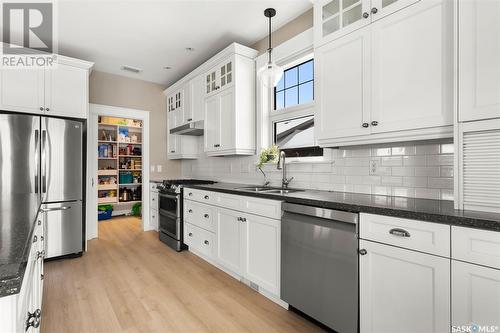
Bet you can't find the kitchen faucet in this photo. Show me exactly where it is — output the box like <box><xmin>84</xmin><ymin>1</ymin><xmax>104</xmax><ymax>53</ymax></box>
<box><xmin>277</xmin><ymin>151</ymin><xmax>294</xmax><ymax>188</ymax></box>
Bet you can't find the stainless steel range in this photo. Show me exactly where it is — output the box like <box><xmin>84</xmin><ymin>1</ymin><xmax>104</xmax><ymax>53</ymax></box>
<box><xmin>156</xmin><ymin>179</ymin><xmax>216</xmax><ymax>251</ymax></box>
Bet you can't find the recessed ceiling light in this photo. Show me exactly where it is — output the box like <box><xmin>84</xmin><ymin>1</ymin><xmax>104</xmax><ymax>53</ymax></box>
<box><xmin>185</xmin><ymin>47</ymin><xmax>195</xmax><ymax>52</ymax></box>
<box><xmin>163</xmin><ymin>66</ymin><xmax>172</xmax><ymax>70</ymax></box>
<box><xmin>121</xmin><ymin>65</ymin><xmax>142</xmax><ymax>73</ymax></box>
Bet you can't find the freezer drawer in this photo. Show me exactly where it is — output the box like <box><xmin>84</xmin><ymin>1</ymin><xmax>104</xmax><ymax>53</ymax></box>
<box><xmin>43</xmin><ymin>201</ymin><xmax>82</xmax><ymax>259</ymax></box>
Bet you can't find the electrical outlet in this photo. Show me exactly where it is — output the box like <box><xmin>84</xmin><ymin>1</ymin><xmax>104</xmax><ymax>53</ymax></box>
<box><xmin>370</xmin><ymin>160</ymin><xmax>378</xmax><ymax>175</ymax></box>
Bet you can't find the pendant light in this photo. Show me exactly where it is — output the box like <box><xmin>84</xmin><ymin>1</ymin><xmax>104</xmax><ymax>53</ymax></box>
<box><xmin>258</xmin><ymin>8</ymin><xmax>284</xmax><ymax>88</ymax></box>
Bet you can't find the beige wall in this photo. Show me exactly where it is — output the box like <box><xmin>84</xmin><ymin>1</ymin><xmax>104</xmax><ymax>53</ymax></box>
<box><xmin>89</xmin><ymin>70</ymin><xmax>181</xmax><ymax>180</ymax></box>
<box><xmin>251</xmin><ymin>8</ymin><xmax>313</xmax><ymax>54</ymax></box>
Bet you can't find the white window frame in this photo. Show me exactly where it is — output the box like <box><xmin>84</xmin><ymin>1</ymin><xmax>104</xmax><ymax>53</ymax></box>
<box><xmin>256</xmin><ymin>28</ymin><xmax>329</xmax><ymax>162</ymax></box>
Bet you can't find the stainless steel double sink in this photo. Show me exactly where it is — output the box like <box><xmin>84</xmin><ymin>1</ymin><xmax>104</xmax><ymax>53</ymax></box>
<box><xmin>234</xmin><ymin>186</ymin><xmax>304</xmax><ymax>195</ymax></box>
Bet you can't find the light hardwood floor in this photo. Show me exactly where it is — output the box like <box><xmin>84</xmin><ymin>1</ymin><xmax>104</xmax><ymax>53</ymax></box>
<box><xmin>41</xmin><ymin>216</ymin><xmax>324</xmax><ymax>333</ymax></box>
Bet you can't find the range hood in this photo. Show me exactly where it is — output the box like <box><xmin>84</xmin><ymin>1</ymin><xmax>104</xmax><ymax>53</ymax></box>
<box><xmin>169</xmin><ymin>121</ymin><xmax>204</xmax><ymax>136</ymax></box>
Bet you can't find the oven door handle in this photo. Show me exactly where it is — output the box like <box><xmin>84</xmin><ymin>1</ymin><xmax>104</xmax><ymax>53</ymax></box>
<box><xmin>159</xmin><ymin>209</ymin><xmax>178</xmax><ymax>219</ymax></box>
<box><xmin>159</xmin><ymin>193</ymin><xmax>178</xmax><ymax>200</ymax></box>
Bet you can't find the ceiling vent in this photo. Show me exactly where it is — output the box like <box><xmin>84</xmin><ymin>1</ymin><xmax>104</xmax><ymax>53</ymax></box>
<box><xmin>121</xmin><ymin>65</ymin><xmax>142</xmax><ymax>73</ymax></box>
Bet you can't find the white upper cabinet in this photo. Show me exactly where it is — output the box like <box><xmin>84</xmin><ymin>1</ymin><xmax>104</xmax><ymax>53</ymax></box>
<box><xmin>315</xmin><ymin>0</ymin><xmax>453</xmax><ymax>147</ymax></box>
<box><xmin>0</xmin><ymin>68</ymin><xmax>45</xmax><ymax>114</ymax></box>
<box><xmin>459</xmin><ymin>0</ymin><xmax>500</xmax><ymax>122</ymax></box>
<box><xmin>164</xmin><ymin>43</ymin><xmax>257</xmax><ymax>158</ymax></box>
<box><xmin>370</xmin><ymin>0</ymin><xmax>453</xmax><ymax>133</ymax></box>
<box><xmin>44</xmin><ymin>63</ymin><xmax>89</xmax><ymax>118</ymax></box>
<box><xmin>0</xmin><ymin>57</ymin><xmax>93</xmax><ymax>118</ymax></box>
<box><xmin>205</xmin><ymin>58</ymin><xmax>234</xmax><ymax>95</ymax></box>
<box><xmin>370</xmin><ymin>0</ymin><xmax>420</xmax><ymax>21</ymax></box>
<box><xmin>167</xmin><ymin>133</ymin><xmax>198</xmax><ymax>160</ymax></box>
<box><xmin>314</xmin><ymin>0</ymin><xmax>371</xmax><ymax>47</ymax></box>
<box><xmin>314</xmin><ymin>0</ymin><xmax>420</xmax><ymax>47</ymax></box>
<box><xmin>203</xmin><ymin>53</ymin><xmax>256</xmax><ymax>157</ymax></box>
<box><xmin>185</xmin><ymin>75</ymin><xmax>205</xmax><ymax>123</ymax></box>
<box><xmin>315</xmin><ymin>27</ymin><xmax>371</xmax><ymax>141</ymax></box>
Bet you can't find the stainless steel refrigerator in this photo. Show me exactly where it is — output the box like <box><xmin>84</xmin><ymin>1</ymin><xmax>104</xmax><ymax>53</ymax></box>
<box><xmin>0</xmin><ymin>113</ymin><xmax>84</xmax><ymax>259</ymax></box>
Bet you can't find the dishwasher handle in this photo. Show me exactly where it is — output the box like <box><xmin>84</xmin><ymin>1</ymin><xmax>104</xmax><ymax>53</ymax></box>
<box><xmin>282</xmin><ymin>202</ymin><xmax>358</xmax><ymax>224</ymax></box>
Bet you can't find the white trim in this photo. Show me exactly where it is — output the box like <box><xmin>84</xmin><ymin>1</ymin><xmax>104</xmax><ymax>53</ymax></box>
<box><xmin>87</xmin><ymin>104</ymin><xmax>151</xmax><ymax>241</ymax></box>
<box><xmin>163</xmin><ymin>43</ymin><xmax>257</xmax><ymax>96</ymax></box>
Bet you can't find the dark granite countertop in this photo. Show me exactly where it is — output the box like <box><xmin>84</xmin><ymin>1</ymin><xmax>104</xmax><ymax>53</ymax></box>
<box><xmin>186</xmin><ymin>183</ymin><xmax>500</xmax><ymax>232</ymax></box>
<box><xmin>0</xmin><ymin>194</ymin><xmax>41</xmax><ymax>298</ymax></box>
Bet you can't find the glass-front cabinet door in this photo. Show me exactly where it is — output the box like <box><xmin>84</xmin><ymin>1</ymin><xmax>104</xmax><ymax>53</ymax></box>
<box><xmin>314</xmin><ymin>0</ymin><xmax>371</xmax><ymax>46</ymax></box>
<box><xmin>206</xmin><ymin>69</ymin><xmax>217</xmax><ymax>94</ymax></box>
<box><xmin>370</xmin><ymin>0</ymin><xmax>421</xmax><ymax>21</ymax></box>
<box><xmin>219</xmin><ymin>60</ymin><xmax>233</xmax><ymax>89</ymax></box>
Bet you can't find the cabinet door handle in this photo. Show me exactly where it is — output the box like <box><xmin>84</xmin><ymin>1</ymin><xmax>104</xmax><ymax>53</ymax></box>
<box><xmin>204</xmin><ymin>240</ymin><xmax>209</xmax><ymax>245</ymax></box>
<box><xmin>188</xmin><ymin>209</ymin><xmax>193</xmax><ymax>213</ymax></box>
<box><xmin>371</xmin><ymin>121</ymin><xmax>378</xmax><ymax>126</ymax></box>
<box><xmin>371</xmin><ymin>7</ymin><xmax>378</xmax><ymax>14</ymax></box>
<box><xmin>33</xmin><ymin>235</ymin><xmax>38</xmax><ymax>243</ymax></box>
<box><xmin>363</xmin><ymin>12</ymin><xmax>369</xmax><ymax>18</ymax></box>
<box><xmin>237</xmin><ymin>217</ymin><xmax>242</xmax><ymax>221</ymax></box>
<box><xmin>240</xmin><ymin>217</ymin><xmax>246</xmax><ymax>222</ymax></box>
<box><xmin>389</xmin><ymin>228</ymin><xmax>411</xmax><ymax>237</ymax></box>
<box><xmin>204</xmin><ymin>214</ymin><xmax>209</xmax><ymax>218</ymax></box>
<box><xmin>188</xmin><ymin>232</ymin><xmax>193</xmax><ymax>237</ymax></box>
<box><xmin>39</xmin><ymin>107</ymin><xmax>44</xmax><ymax>111</ymax></box>
<box><xmin>204</xmin><ymin>195</ymin><xmax>209</xmax><ymax>200</ymax></box>
<box><xmin>188</xmin><ymin>192</ymin><xmax>193</xmax><ymax>196</ymax></box>
<box><xmin>362</xmin><ymin>122</ymin><xmax>369</xmax><ymax>128</ymax></box>
<box><xmin>170</xmin><ymin>150</ymin><xmax>175</xmax><ymax>153</ymax></box>
<box><xmin>187</xmin><ymin>118</ymin><xmax>193</xmax><ymax>121</ymax></box>
<box><xmin>45</xmin><ymin>108</ymin><xmax>50</xmax><ymax>111</ymax></box>
<box><xmin>359</xmin><ymin>249</ymin><xmax>367</xmax><ymax>255</ymax></box>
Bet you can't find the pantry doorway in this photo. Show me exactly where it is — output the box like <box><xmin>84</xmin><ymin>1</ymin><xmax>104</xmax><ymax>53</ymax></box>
<box><xmin>87</xmin><ymin>104</ymin><xmax>151</xmax><ymax>243</ymax></box>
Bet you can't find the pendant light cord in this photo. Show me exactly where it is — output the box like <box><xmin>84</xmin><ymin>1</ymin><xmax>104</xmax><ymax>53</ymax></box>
<box><xmin>268</xmin><ymin>14</ymin><xmax>272</xmax><ymax>64</ymax></box>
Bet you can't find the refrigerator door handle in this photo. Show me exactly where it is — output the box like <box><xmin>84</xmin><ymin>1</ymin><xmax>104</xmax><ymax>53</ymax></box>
<box><xmin>41</xmin><ymin>206</ymin><xmax>71</xmax><ymax>212</ymax></box>
<box><xmin>41</xmin><ymin>130</ymin><xmax>47</xmax><ymax>193</ymax></box>
<box><xmin>34</xmin><ymin>129</ymin><xmax>39</xmax><ymax>194</ymax></box>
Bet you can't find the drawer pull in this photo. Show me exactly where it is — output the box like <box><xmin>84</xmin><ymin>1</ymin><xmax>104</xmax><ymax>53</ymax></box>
<box><xmin>389</xmin><ymin>228</ymin><xmax>411</xmax><ymax>238</ymax></box>
<box><xmin>188</xmin><ymin>192</ymin><xmax>193</xmax><ymax>196</ymax></box>
<box><xmin>204</xmin><ymin>214</ymin><xmax>209</xmax><ymax>218</ymax></box>
<box><xmin>188</xmin><ymin>209</ymin><xmax>193</xmax><ymax>213</ymax></box>
<box><xmin>359</xmin><ymin>249</ymin><xmax>367</xmax><ymax>255</ymax></box>
<box><xmin>188</xmin><ymin>232</ymin><xmax>193</xmax><ymax>237</ymax></box>
<box><xmin>204</xmin><ymin>195</ymin><xmax>209</xmax><ymax>200</ymax></box>
<box><xmin>204</xmin><ymin>240</ymin><xmax>209</xmax><ymax>245</ymax></box>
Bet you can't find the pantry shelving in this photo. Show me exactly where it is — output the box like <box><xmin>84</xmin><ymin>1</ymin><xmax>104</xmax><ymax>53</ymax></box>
<box><xmin>97</xmin><ymin>116</ymin><xmax>143</xmax><ymax>209</ymax></box>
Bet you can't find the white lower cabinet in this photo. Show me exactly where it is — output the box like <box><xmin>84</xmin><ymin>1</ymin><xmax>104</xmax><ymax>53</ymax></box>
<box><xmin>150</xmin><ymin>183</ymin><xmax>159</xmax><ymax>231</ymax></box>
<box><xmin>0</xmin><ymin>214</ymin><xmax>45</xmax><ymax>333</ymax></box>
<box><xmin>242</xmin><ymin>213</ymin><xmax>280</xmax><ymax>296</ymax></box>
<box><xmin>183</xmin><ymin>189</ymin><xmax>281</xmax><ymax>301</ymax></box>
<box><xmin>359</xmin><ymin>239</ymin><xmax>450</xmax><ymax>333</ymax></box>
<box><xmin>452</xmin><ymin>260</ymin><xmax>500</xmax><ymax>330</ymax></box>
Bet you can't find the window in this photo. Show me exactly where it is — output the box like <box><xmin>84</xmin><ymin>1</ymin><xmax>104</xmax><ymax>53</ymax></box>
<box><xmin>270</xmin><ymin>57</ymin><xmax>321</xmax><ymax>158</ymax></box>
<box><xmin>273</xmin><ymin>115</ymin><xmax>323</xmax><ymax>157</ymax></box>
<box><xmin>274</xmin><ymin>59</ymin><xmax>314</xmax><ymax>110</ymax></box>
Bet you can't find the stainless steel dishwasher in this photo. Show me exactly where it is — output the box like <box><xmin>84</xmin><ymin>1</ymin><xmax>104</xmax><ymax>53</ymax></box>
<box><xmin>281</xmin><ymin>202</ymin><xmax>359</xmax><ymax>333</ymax></box>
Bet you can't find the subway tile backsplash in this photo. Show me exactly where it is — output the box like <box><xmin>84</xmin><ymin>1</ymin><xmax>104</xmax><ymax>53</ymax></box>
<box><xmin>182</xmin><ymin>140</ymin><xmax>455</xmax><ymax>201</ymax></box>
